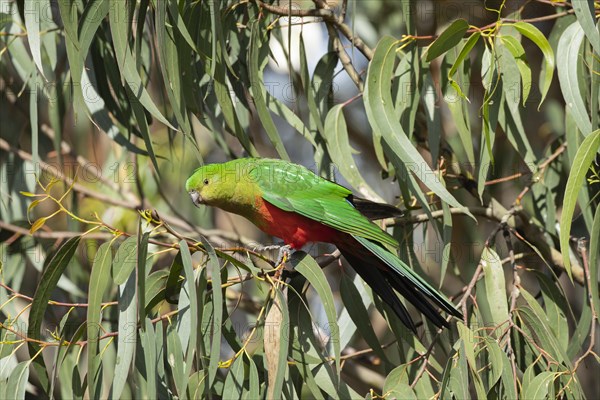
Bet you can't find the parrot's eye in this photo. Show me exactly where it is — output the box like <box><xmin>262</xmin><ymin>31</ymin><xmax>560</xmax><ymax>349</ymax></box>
<box><xmin>203</xmin><ymin>178</ymin><xmax>209</xmax><ymax>185</ymax></box>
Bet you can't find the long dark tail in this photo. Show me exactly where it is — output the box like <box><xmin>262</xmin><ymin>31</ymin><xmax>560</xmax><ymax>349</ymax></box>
<box><xmin>335</xmin><ymin>235</ymin><xmax>462</xmax><ymax>332</ymax></box>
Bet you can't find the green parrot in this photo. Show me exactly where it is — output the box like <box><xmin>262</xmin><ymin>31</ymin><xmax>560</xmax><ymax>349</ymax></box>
<box><xmin>186</xmin><ymin>158</ymin><xmax>461</xmax><ymax>331</ymax></box>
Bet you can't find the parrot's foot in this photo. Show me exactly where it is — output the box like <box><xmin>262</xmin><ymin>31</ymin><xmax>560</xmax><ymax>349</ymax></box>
<box><xmin>251</xmin><ymin>243</ymin><xmax>294</xmax><ymax>267</ymax></box>
<box><xmin>252</xmin><ymin>243</ymin><xmax>285</xmax><ymax>253</ymax></box>
<box><xmin>275</xmin><ymin>244</ymin><xmax>294</xmax><ymax>267</ymax></box>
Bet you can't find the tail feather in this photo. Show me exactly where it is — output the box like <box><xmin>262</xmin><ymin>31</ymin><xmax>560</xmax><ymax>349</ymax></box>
<box><xmin>383</xmin><ymin>270</ymin><xmax>449</xmax><ymax>328</ymax></box>
<box><xmin>336</xmin><ymin>235</ymin><xmax>462</xmax><ymax>330</ymax></box>
<box><xmin>339</xmin><ymin>248</ymin><xmax>417</xmax><ymax>333</ymax></box>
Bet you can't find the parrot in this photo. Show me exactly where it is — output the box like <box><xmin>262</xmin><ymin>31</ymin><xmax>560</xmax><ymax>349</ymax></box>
<box><xmin>185</xmin><ymin>158</ymin><xmax>462</xmax><ymax>332</ymax></box>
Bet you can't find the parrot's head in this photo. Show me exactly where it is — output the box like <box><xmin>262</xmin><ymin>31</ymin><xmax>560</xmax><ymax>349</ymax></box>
<box><xmin>186</xmin><ymin>159</ymin><xmax>265</xmax><ymax>217</ymax></box>
<box><xmin>185</xmin><ymin>164</ymin><xmax>233</xmax><ymax>208</ymax></box>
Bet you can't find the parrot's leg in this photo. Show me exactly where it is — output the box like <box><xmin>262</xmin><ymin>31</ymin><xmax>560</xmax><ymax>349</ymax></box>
<box><xmin>251</xmin><ymin>243</ymin><xmax>294</xmax><ymax>267</ymax></box>
<box><xmin>276</xmin><ymin>244</ymin><xmax>294</xmax><ymax>267</ymax></box>
<box><xmin>252</xmin><ymin>243</ymin><xmax>285</xmax><ymax>252</ymax></box>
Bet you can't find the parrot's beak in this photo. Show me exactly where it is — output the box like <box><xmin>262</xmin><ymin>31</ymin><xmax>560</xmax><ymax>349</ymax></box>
<box><xmin>189</xmin><ymin>190</ymin><xmax>203</xmax><ymax>207</ymax></box>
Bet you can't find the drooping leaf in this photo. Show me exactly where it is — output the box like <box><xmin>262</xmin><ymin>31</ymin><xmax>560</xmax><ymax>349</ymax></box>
<box><xmin>249</xmin><ymin>22</ymin><xmax>289</xmax><ymax>160</ymax></box>
<box><xmin>500</xmin><ymin>35</ymin><xmax>531</xmax><ymax>104</ymax></box>
<box><xmin>559</xmin><ymin>129</ymin><xmax>600</xmax><ymax>278</ymax></box>
<box><xmin>522</xmin><ymin>372</ymin><xmax>557</xmax><ymax>400</ymax></box>
<box><xmin>323</xmin><ymin>105</ymin><xmax>381</xmax><ymax>200</ymax></box>
<box><xmin>112</xmin><ymin>236</ymin><xmax>138</xmax><ymax>285</ymax></box>
<box><xmin>572</xmin><ymin>0</ymin><xmax>600</xmax><ymax>54</ymax></box>
<box><xmin>292</xmin><ymin>252</ymin><xmax>340</xmax><ymax>383</ymax></box>
<box><xmin>512</xmin><ymin>21</ymin><xmax>555</xmax><ymax>108</ymax></box>
<box><xmin>365</xmin><ymin>36</ymin><xmax>475</xmax><ymax>220</ymax></box>
<box><xmin>110</xmin><ymin>270</ymin><xmax>137</xmax><ymax>399</ymax></box>
<box><xmin>476</xmin><ymin>247</ymin><xmax>509</xmax><ymax>335</ymax></box>
<box><xmin>86</xmin><ymin>241</ymin><xmax>114</xmax><ymax>399</ymax></box>
<box><xmin>222</xmin><ymin>354</ymin><xmax>246</xmax><ymax>398</ymax></box>
<box><xmin>265</xmin><ymin>287</ymin><xmax>289</xmax><ymax>400</ymax></box>
<box><xmin>557</xmin><ymin>21</ymin><xmax>592</xmax><ymax>135</ymax></box>
<box><xmin>426</xmin><ymin>19</ymin><xmax>469</xmax><ymax>61</ymax></box>
<box><xmin>28</xmin><ymin>236</ymin><xmax>81</xmax><ymax>393</ymax></box>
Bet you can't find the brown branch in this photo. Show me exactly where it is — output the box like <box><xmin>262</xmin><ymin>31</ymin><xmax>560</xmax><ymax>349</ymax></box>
<box><xmin>0</xmin><ymin>282</ymin><xmax>118</xmax><ymax>308</ymax></box>
<box><xmin>388</xmin><ymin>198</ymin><xmax>587</xmax><ymax>288</ymax></box>
<box><xmin>0</xmin><ymin>138</ymin><xmax>260</xmax><ymax>248</ymax></box>
<box><xmin>253</xmin><ymin>0</ymin><xmax>373</xmax><ymax>60</ymax></box>
<box><xmin>0</xmin><ymin>220</ymin><xmax>113</xmax><ymax>240</ymax></box>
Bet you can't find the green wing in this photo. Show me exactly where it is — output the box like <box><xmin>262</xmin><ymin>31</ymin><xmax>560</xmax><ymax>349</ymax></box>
<box><xmin>250</xmin><ymin>159</ymin><xmax>398</xmax><ymax>248</ymax></box>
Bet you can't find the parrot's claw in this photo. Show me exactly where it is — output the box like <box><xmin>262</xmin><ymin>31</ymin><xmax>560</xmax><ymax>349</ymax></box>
<box><xmin>252</xmin><ymin>243</ymin><xmax>284</xmax><ymax>252</ymax></box>
<box><xmin>251</xmin><ymin>243</ymin><xmax>294</xmax><ymax>267</ymax></box>
<box><xmin>276</xmin><ymin>244</ymin><xmax>294</xmax><ymax>267</ymax></box>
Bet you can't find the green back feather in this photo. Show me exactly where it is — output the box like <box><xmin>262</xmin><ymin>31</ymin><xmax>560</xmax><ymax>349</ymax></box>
<box><xmin>247</xmin><ymin>159</ymin><xmax>399</xmax><ymax>248</ymax></box>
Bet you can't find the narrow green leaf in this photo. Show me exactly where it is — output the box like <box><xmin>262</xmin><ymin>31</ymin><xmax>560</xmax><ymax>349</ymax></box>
<box><xmin>265</xmin><ymin>288</ymin><xmax>289</xmax><ymax>400</ymax></box>
<box><xmin>446</xmin><ymin>342</ymin><xmax>469</xmax><ymax>399</ymax></box>
<box><xmin>179</xmin><ymin>240</ymin><xmax>198</xmax><ymax>377</ymax></box>
<box><xmin>439</xmin><ymin>174</ymin><xmax>452</xmax><ymax>285</ymax></box>
<box><xmin>79</xmin><ymin>0</ymin><xmax>109</xmax><ymax>59</ymax></box>
<box><xmin>365</xmin><ymin>36</ymin><xmax>474</xmax><ymax>220</ymax></box>
<box><xmin>385</xmin><ymin>382</ymin><xmax>416</xmax><ymax>400</ymax></box>
<box><xmin>249</xmin><ymin>22</ymin><xmax>289</xmax><ymax>160</ymax></box>
<box><xmin>24</xmin><ymin>0</ymin><xmax>46</xmax><ymax>78</ymax></box>
<box><xmin>522</xmin><ymin>372</ymin><xmax>557</xmax><ymax>400</ymax></box>
<box><xmin>497</xmin><ymin>44</ymin><xmax>536</xmax><ymax>170</ymax></box>
<box><xmin>5</xmin><ymin>361</ymin><xmax>29</xmax><ymax>400</ymax></box>
<box><xmin>560</xmin><ymin>129</ymin><xmax>600</xmax><ymax>278</ymax></box>
<box><xmin>222</xmin><ymin>354</ymin><xmax>245</xmax><ymax>398</ymax></box>
<box><xmin>448</xmin><ymin>32</ymin><xmax>481</xmax><ymax>78</ymax></box>
<box><xmin>156</xmin><ymin>0</ymin><xmax>192</xmax><ymax>136</ymax></box>
<box><xmin>483</xmin><ymin>337</ymin><xmax>504</xmax><ymax>388</ymax></box>
<box><xmin>422</xmin><ymin>73</ymin><xmax>442</xmax><ymax>165</ymax></box>
<box><xmin>299</xmin><ymin>35</ymin><xmax>325</xmax><ymax>137</ymax></box>
<box><xmin>312</xmin><ymin>363</ymin><xmax>362</xmax><ymax>399</ymax></box>
<box><xmin>512</xmin><ymin>21</ymin><xmax>555</xmax><ymax>108</ymax></box>
<box><xmin>112</xmin><ymin>236</ymin><xmax>138</xmax><ymax>285</ymax></box>
<box><xmin>339</xmin><ymin>273</ymin><xmax>388</xmax><ymax>364</ymax></box>
<box><xmin>457</xmin><ymin>321</ymin><xmax>485</xmax><ymax>398</ymax></box>
<box><xmin>108</xmin><ymin>1</ymin><xmax>176</xmax><ymax>130</ymax></box>
<box><xmin>200</xmin><ymin>236</ymin><xmax>222</xmax><ymax>388</ymax></box>
<box><xmin>139</xmin><ymin>318</ymin><xmax>157</xmax><ymax>399</ymax></box>
<box><xmin>535</xmin><ymin>273</ymin><xmax>569</xmax><ymax>352</ymax></box>
<box><xmin>572</xmin><ymin>0</ymin><xmax>600</xmax><ymax>54</ymax></box>
<box><xmin>383</xmin><ymin>365</ymin><xmax>412</xmax><ymax>397</ymax></box>
<box><xmin>476</xmin><ymin>247</ymin><xmax>509</xmax><ymax>335</ymax></box>
<box><xmin>426</xmin><ymin>19</ymin><xmax>469</xmax><ymax>61</ymax></box>
<box><xmin>588</xmin><ymin>205</ymin><xmax>600</xmax><ymax>321</ymax></box>
<box><xmin>292</xmin><ymin>252</ymin><xmax>340</xmax><ymax>383</ymax></box>
<box><xmin>518</xmin><ymin>295</ymin><xmax>571</xmax><ymax>367</ymax></box>
<box><xmin>500</xmin><ymin>35</ymin><xmax>531</xmax><ymax>104</ymax></box>
<box><xmin>28</xmin><ymin>236</ymin><xmax>81</xmax><ymax>393</ymax></box>
<box><xmin>247</xmin><ymin>354</ymin><xmax>259</xmax><ymax>400</ymax></box>
<box><xmin>166</xmin><ymin>322</ymin><xmax>186</xmax><ymax>397</ymax></box>
<box><xmin>165</xmin><ymin>250</ymin><xmax>184</xmax><ymax>304</ymax></box>
<box><xmin>144</xmin><ymin>270</ymin><xmax>170</xmax><ymax>311</ymax></box>
<box><xmin>87</xmin><ymin>241</ymin><xmax>113</xmax><ymax>399</ymax></box>
<box><xmin>323</xmin><ymin>105</ymin><xmax>381</xmax><ymax>200</ymax></box>
<box><xmin>557</xmin><ymin>21</ymin><xmax>592</xmax><ymax>135</ymax></box>
<box><xmin>30</xmin><ymin>71</ymin><xmax>39</xmax><ymax>174</ymax></box>
<box><xmin>110</xmin><ymin>270</ymin><xmax>137</xmax><ymax>399</ymax></box>
<box><xmin>137</xmin><ymin>230</ymin><xmax>150</xmax><ymax>323</ymax></box>
<box><xmin>80</xmin><ymin>68</ymin><xmax>149</xmax><ymax>155</ymax></box>
<box><xmin>477</xmin><ymin>47</ymin><xmax>504</xmax><ymax>201</ymax></box>
<box><xmin>126</xmin><ymin>85</ymin><xmax>160</xmax><ymax>174</ymax></box>
<box><xmin>267</xmin><ymin>92</ymin><xmax>317</xmax><ymax>149</ymax></box>
<box><xmin>498</xmin><ymin>345</ymin><xmax>517</xmax><ymax>399</ymax></box>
